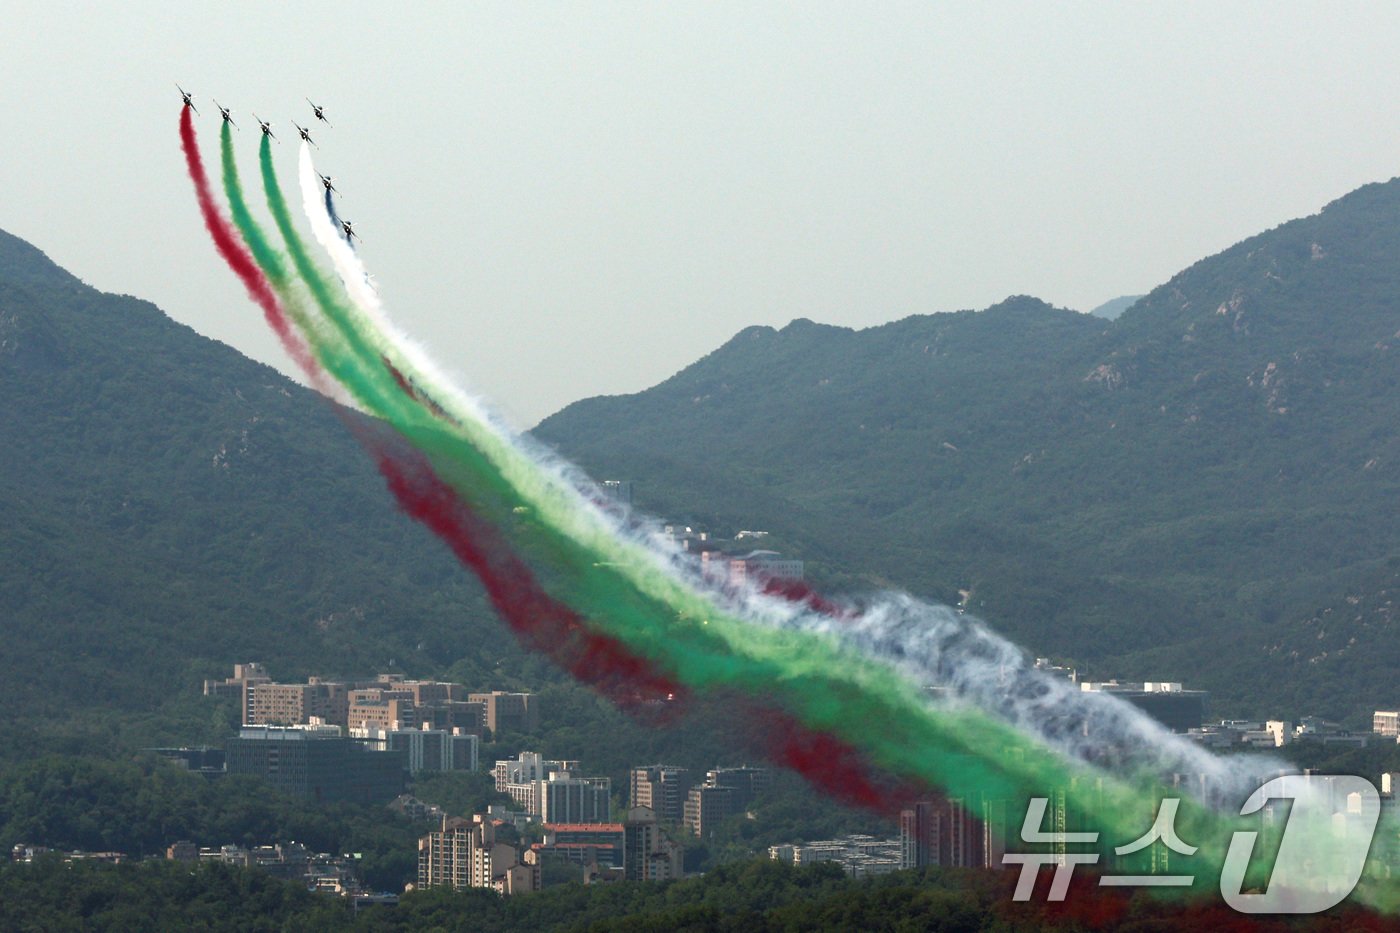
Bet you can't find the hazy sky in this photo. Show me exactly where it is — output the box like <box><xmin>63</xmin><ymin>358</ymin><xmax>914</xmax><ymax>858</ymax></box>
<box><xmin>7</xmin><ymin>3</ymin><xmax>1400</xmax><ymax>425</ymax></box>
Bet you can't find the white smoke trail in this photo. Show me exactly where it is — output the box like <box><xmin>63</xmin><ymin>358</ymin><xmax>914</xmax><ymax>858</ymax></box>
<box><xmin>293</xmin><ymin>142</ymin><xmax>1283</xmax><ymax>808</ymax></box>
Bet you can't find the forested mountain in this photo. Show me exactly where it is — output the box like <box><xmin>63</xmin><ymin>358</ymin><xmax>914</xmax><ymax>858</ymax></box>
<box><xmin>5</xmin><ymin>175</ymin><xmax>1400</xmax><ymax>743</ymax></box>
<box><xmin>538</xmin><ymin>179</ymin><xmax>1400</xmax><ymax>723</ymax></box>
<box><xmin>0</xmin><ymin>228</ymin><xmax>532</xmax><ymax>751</ymax></box>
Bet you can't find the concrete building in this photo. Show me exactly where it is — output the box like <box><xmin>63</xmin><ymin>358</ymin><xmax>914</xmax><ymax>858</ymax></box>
<box><xmin>681</xmin><ymin>766</ymin><xmax>771</xmax><ymax>837</ymax></box>
<box><xmin>599</xmin><ymin>480</ymin><xmax>634</xmax><ymax>507</ymax></box>
<box><xmin>724</xmin><ymin>551</ymin><xmax>804</xmax><ymax>589</ymax></box>
<box><xmin>225</xmin><ymin>725</ymin><xmax>405</xmax><ymax>804</ymax></box>
<box><xmin>469</xmin><ymin>692</ymin><xmax>539</xmax><ymax>735</ymax></box>
<box><xmin>352</xmin><ymin>725</ymin><xmax>479</xmax><ymax>773</ymax></box>
<box><xmin>629</xmin><ymin>765</ymin><xmax>693</xmax><ymax>824</ymax></box>
<box><xmin>202</xmin><ymin>662</ymin><xmax>271</xmax><ymax>723</ymax></box>
<box><xmin>539</xmin><ymin>774</ymin><xmax>612</xmax><ymax>825</ymax></box>
<box><xmin>536</xmin><ymin>823</ymin><xmax>625</xmax><ymax>870</ymax></box>
<box><xmin>623</xmin><ymin>806</ymin><xmax>684</xmax><ymax>881</ymax></box>
<box><xmin>347</xmin><ymin>687</ymin><xmax>416</xmax><ymax>732</ymax></box>
<box><xmin>1375</xmin><ymin>711</ymin><xmax>1399</xmax><ymax>737</ymax></box>
<box><xmin>247</xmin><ymin>679</ymin><xmax>351</xmax><ymax>728</ymax></box>
<box><xmin>206</xmin><ymin>665</ymin><xmax>481</xmax><ymax>732</ymax></box>
<box><xmin>417</xmin><ymin>814</ymin><xmax>540</xmax><ymax>895</ymax></box>
<box><xmin>683</xmin><ymin>784</ymin><xmax>734</xmax><ymax>838</ymax></box>
<box><xmin>706</xmin><ymin>766</ymin><xmax>770</xmax><ymax>810</ymax></box>
<box><xmin>771</xmin><ymin>835</ymin><xmax>903</xmax><ymax>877</ymax></box>
<box><xmin>1079</xmin><ymin>680</ymin><xmax>1207</xmax><ymax>732</ymax></box>
<box><xmin>494</xmin><ymin>752</ymin><xmax>577</xmax><ymax>791</ymax></box>
<box><xmin>899</xmin><ymin>796</ymin><xmax>1004</xmax><ymax>870</ymax></box>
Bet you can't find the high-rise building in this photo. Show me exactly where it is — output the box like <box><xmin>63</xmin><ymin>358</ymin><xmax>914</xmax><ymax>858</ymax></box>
<box><xmin>706</xmin><ymin>766</ymin><xmax>770</xmax><ymax>810</ymax></box>
<box><xmin>683</xmin><ymin>784</ymin><xmax>734</xmax><ymax>838</ymax></box>
<box><xmin>629</xmin><ymin>765</ymin><xmax>693</xmax><ymax>824</ymax></box>
<box><xmin>623</xmin><ymin>806</ymin><xmax>683</xmax><ymax>881</ymax></box>
<box><xmin>899</xmin><ymin>797</ymin><xmax>997</xmax><ymax>870</ymax></box>
<box><xmin>899</xmin><ymin>801</ymin><xmax>939</xmax><ymax>869</ymax></box>
<box><xmin>417</xmin><ymin>815</ymin><xmax>540</xmax><ymax>895</ymax></box>
<box><xmin>539</xmin><ymin>774</ymin><xmax>612</xmax><ymax>824</ymax></box>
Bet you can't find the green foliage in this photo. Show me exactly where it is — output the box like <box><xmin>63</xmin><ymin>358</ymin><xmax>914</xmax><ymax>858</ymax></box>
<box><xmin>0</xmin><ymin>755</ymin><xmax>418</xmax><ymax>890</ymax></box>
<box><xmin>0</xmin><ymin>229</ymin><xmax>541</xmax><ymax>761</ymax></box>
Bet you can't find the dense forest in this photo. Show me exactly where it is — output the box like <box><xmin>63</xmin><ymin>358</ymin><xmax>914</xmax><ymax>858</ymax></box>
<box><xmin>4</xmin><ymin>856</ymin><xmax>1394</xmax><ymax>932</ymax></box>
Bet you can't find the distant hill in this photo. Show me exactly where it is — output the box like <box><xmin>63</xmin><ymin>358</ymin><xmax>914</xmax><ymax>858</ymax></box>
<box><xmin>1087</xmin><ymin>294</ymin><xmax>1143</xmax><ymax>320</ymax></box>
<box><xmin>537</xmin><ymin>180</ymin><xmax>1400</xmax><ymax>723</ymax></box>
<box><xmin>0</xmin><ymin>228</ymin><xmax>530</xmax><ymax>750</ymax></box>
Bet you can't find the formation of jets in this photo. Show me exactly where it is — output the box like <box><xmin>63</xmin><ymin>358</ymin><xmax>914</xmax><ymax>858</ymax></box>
<box><xmin>184</xmin><ymin>87</ymin><xmax>359</xmax><ymax>245</ymax></box>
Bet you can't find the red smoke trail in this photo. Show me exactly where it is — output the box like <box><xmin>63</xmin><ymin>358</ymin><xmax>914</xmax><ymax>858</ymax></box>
<box><xmin>373</xmin><ymin>442</ymin><xmax>683</xmax><ymax>710</ymax></box>
<box><xmin>179</xmin><ymin>107</ymin><xmax>320</xmax><ymax>381</ymax></box>
<box><xmin>373</xmin><ymin>434</ymin><xmax>954</xmax><ymax>812</ymax></box>
<box><xmin>761</xmin><ymin>576</ymin><xmax>855</xmax><ymax>619</ymax></box>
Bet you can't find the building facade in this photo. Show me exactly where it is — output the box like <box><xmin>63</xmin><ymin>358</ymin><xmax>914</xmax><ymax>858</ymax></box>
<box><xmin>417</xmin><ymin>815</ymin><xmax>540</xmax><ymax>895</ymax></box>
<box><xmin>629</xmin><ymin>765</ymin><xmax>693</xmax><ymax>824</ymax></box>
<box><xmin>469</xmin><ymin>692</ymin><xmax>539</xmax><ymax>735</ymax></box>
<box><xmin>225</xmin><ymin>725</ymin><xmax>405</xmax><ymax>804</ymax></box>
<box><xmin>623</xmin><ymin>806</ymin><xmax>684</xmax><ymax>881</ymax></box>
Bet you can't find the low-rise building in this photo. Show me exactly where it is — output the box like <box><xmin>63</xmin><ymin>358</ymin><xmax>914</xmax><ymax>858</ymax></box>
<box><xmin>225</xmin><ymin>725</ymin><xmax>406</xmax><ymax>803</ymax></box>
<box><xmin>352</xmin><ymin>725</ymin><xmax>478</xmax><ymax>773</ymax></box>
<box><xmin>534</xmin><ymin>823</ymin><xmax>625</xmax><ymax>870</ymax></box>
<box><xmin>770</xmin><ymin>834</ymin><xmax>903</xmax><ymax>877</ymax></box>
<box><xmin>1374</xmin><ymin>711</ymin><xmax>1399</xmax><ymax>737</ymax></box>
<box><xmin>1079</xmin><ymin>680</ymin><xmax>1207</xmax><ymax>732</ymax></box>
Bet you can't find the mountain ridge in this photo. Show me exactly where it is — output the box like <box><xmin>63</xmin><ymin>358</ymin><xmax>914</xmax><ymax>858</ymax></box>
<box><xmin>538</xmin><ymin>177</ymin><xmax>1400</xmax><ymax>721</ymax></box>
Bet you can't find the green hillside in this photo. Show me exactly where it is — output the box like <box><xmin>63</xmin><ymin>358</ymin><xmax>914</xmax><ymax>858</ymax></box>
<box><xmin>0</xmin><ymin>229</ymin><xmax>530</xmax><ymax>750</ymax></box>
<box><xmin>537</xmin><ymin>180</ymin><xmax>1400</xmax><ymax>724</ymax></box>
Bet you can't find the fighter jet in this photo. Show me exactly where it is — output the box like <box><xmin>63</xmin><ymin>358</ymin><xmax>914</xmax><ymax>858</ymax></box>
<box><xmin>340</xmin><ymin>220</ymin><xmax>360</xmax><ymax>244</ymax></box>
<box><xmin>292</xmin><ymin>122</ymin><xmax>317</xmax><ymax>148</ymax></box>
<box><xmin>176</xmin><ymin>84</ymin><xmax>198</xmax><ymax>114</ymax></box>
<box><xmin>213</xmin><ymin>100</ymin><xmax>236</xmax><ymax>128</ymax></box>
<box><xmin>253</xmin><ymin>114</ymin><xmax>276</xmax><ymax>140</ymax></box>
<box><xmin>306</xmin><ymin>98</ymin><xmax>332</xmax><ymax>127</ymax></box>
<box><xmin>319</xmin><ymin>174</ymin><xmax>338</xmax><ymax>195</ymax></box>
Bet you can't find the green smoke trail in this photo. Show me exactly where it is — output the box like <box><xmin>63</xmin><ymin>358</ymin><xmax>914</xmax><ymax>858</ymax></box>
<box><xmin>254</xmin><ymin>135</ymin><xmax>418</xmax><ymax>424</ymax></box>
<box><xmin>249</xmin><ymin>143</ymin><xmax>1400</xmax><ymax>911</ymax></box>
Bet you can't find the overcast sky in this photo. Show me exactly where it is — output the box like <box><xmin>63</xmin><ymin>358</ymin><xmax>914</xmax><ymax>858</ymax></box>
<box><xmin>7</xmin><ymin>3</ymin><xmax>1400</xmax><ymax>425</ymax></box>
